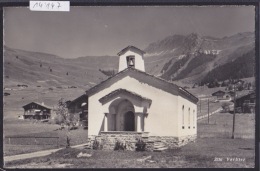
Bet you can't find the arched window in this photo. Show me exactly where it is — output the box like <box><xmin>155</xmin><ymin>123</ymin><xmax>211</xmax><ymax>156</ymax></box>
<box><xmin>182</xmin><ymin>105</ymin><xmax>184</xmax><ymax>127</ymax></box>
<box><xmin>188</xmin><ymin>108</ymin><xmax>191</xmax><ymax>127</ymax></box>
<box><xmin>193</xmin><ymin>109</ymin><xmax>195</xmax><ymax>127</ymax></box>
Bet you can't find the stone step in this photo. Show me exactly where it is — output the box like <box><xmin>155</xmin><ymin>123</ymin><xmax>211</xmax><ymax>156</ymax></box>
<box><xmin>154</xmin><ymin>146</ymin><xmax>168</xmax><ymax>150</ymax></box>
<box><xmin>154</xmin><ymin>145</ymin><xmax>166</xmax><ymax>149</ymax></box>
<box><xmin>154</xmin><ymin>143</ymin><xmax>166</xmax><ymax>147</ymax></box>
<box><xmin>153</xmin><ymin>141</ymin><xmax>168</xmax><ymax>152</ymax></box>
<box><xmin>154</xmin><ymin>143</ymin><xmax>165</xmax><ymax>146</ymax></box>
<box><xmin>153</xmin><ymin>147</ymin><xmax>168</xmax><ymax>152</ymax></box>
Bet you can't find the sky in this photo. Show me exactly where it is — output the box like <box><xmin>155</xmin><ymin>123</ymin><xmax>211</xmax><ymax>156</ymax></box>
<box><xmin>4</xmin><ymin>6</ymin><xmax>255</xmax><ymax>58</ymax></box>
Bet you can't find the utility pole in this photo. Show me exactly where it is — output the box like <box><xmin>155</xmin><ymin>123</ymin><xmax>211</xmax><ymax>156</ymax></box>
<box><xmin>37</xmin><ymin>90</ymin><xmax>39</xmax><ymax>103</ymax></box>
<box><xmin>231</xmin><ymin>85</ymin><xmax>236</xmax><ymax>139</ymax></box>
<box><xmin>208</xmin><ymin>98</ymin><xmax>209</xmax><ymax>124</ymax></box>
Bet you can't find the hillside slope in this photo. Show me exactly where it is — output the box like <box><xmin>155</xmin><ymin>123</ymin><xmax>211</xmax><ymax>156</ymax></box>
<box><xmin>4</xmin><ymin>46</ymin><xmax>118</xmax><ymax>89</ymax></box>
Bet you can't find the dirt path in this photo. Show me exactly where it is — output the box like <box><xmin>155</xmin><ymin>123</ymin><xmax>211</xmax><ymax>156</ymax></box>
<box><xmin>197</xmin><ymin>108</ymin><xmax>222</xmax><ymax>121</ymax></box>
<box><xmin>4</xmin><ymin>143</ymin><xmax>89</xmax><ymax>163</ymax></box>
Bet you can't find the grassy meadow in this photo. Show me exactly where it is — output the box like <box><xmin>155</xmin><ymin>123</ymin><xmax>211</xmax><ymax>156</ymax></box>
<box><xmin>198</xmin><ymin>113</ymin><xmax>255</xmax><ymax>139</ymax></box>
<box><xmin>3</xmin><ymin>119</ymin><xmax>88</xmax><ymax>156</ymax></box>
<box><xmin>5</xmin><ymin>137</ymin><xmax>254</xmax><ymax>168</ymax></box>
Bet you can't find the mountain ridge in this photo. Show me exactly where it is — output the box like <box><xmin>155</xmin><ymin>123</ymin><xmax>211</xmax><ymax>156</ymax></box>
<box><xmin>144</xmin><ymin>32</ymin><xmax>255</xmax><ymax>85</ymax></box>
<box><xmin>4</xmin><ymin>31</ymin><xmax>255</xmax><ymax>89</ymax></box>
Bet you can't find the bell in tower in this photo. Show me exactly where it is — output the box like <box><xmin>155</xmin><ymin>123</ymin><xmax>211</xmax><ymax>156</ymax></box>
<box><xmin>129</xmin><ymin>58</ymin><xmax>134</xmax><ymax>67</ymax></box>
<box><xmin>117</xmin><ymin>46</ymin><xmax>145</xmax><ymax>72</ymax></box>
<box><xmin>127</xmin><ymin>56</ymin><xmax>135</xmax><ymax>68</ymax></box>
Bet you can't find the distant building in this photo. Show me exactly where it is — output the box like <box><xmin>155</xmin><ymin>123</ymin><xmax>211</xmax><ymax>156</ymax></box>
<box><xmin>212</xmin><ymin>90</ymin><xmax>234</xmax><ymax>101</ymax></box>
<box><xmin>235</xmin><ymin>92</ymin><xmax>255</xmax><ymax>113</ymax></box>
<box><xmin>212</xmin><ymin>90</ymin><xmax>232</xmax><ymax>101</ymax></box>
<box><xmin>23</xmin><ymin>102</ymin><xmax>51</xmax><ymax>120</ymax></box>
<box><xmin>67</xmin><ymin>94</ymin><xmax>88</xmax><ymax>127</ymax></box>
<box><xmin>212</xmin><ymin>90</ymin><xmax>226</xmax><ymax>99</ymax></box>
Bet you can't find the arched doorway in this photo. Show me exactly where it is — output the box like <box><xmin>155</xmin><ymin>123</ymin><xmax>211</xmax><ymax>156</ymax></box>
<box><xmin>109</xmin><ymin>98</ymin><xmax>135</xmax><ymax>131</ymax></box>
<box><xmin>124</xmin><ymin>111</ymin><xmax>135</xmax><ymax>131</ymax></box>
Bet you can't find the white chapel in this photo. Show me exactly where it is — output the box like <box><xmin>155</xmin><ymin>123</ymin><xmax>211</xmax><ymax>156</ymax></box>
<box><xmin>85</xmin><ymin>46</ymin><xmax>198</xmax><ymax>150</ymax></box>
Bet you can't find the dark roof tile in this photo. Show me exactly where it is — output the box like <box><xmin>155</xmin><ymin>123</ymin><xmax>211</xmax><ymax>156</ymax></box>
<box><xmin>86</xmin><ymin>67</ymin><xmax>198</xmax><ymax>103</ymax></box>
<box><xmin>68</xmin><ymin>94</ymin><xmax>88</xmax><ymax>108</ymax></box>
<box><xmin>117</xmin><ymin>46</ymin><xmax>146</xmax><ymax>56</ymax></box>
<box><xmin>99</xmin><ymin>88</ymin><xmax>152</xmax><ymax>104</ymax></box>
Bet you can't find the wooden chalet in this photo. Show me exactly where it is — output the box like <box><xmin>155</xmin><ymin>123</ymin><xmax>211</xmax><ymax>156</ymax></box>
<box><xmin>67</xmin><ymin>94</ymin><xmax>88</xmax><ymax>127</ymax></box>
<box><xmin>23</xmin><ymin>102</ymin><xmax>51</xmax><ymax>120</ymax></box>
<box><xmin>235</xmin><ymin>91</ymin><xmax>255</xmax><ymax>113</ymax></box>
<box><xmin>212</xmin><ymin>90</ymin><xmax>237</xmax><ymax>102</ymax></box>
<box><xmin>211</xmin><ymin>90</ymin><xmax>232</xmax><ymax>100</ymax></box>
<box><xmin>212</xmin><ymin>90</ymin><xmax>226</xmax><ymax>99</ymax></box>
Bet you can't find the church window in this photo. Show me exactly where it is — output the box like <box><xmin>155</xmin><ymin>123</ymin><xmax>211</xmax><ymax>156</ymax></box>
<box><xmin>193</xmin><ymin>109</ymin><xmax>195</xmax><ymax>128</ymax></box>
<box><xmin>188</xmin><ymin>108</ymin><xmax>191</xmax><ymax>128</ymax></box>
<box><xmin>182</xmin><ymin>105</ymin><xmax>184</xmax><ymax>128</ymax></box>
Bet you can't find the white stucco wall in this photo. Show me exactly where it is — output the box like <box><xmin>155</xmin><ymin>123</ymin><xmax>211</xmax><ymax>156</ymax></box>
<box><xmin>118</xmin><ymin>50</ymin><xmax>145</xmax><ymax>72</ymax></box>
<box><xmin>177</xmin><ymin>96</ymin><xmax>197</xmax><ymax>137</ymax></box>
<box><xmin>88</xmin><ymin>76</ymin><xmax>197</xmax><ymax>138</ymax></box>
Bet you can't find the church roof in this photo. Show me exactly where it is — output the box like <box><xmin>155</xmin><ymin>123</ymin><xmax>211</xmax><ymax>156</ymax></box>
<box><xmin>212</xmin><ymin>90</ymin><xmax>226</xmax><ymax>96</ymax></box>
<box><xmin>86</xmin><ymin>67</ymin><xmax>198</xmax><ymax>103</ymax></box>
<box><xmin>99</xmin><ymin>88</ymin><xmax>152</xmax><ymax>104</ymax></box>
<box><xmin>117</xmin><ymin>46</ymin><xmax>146</xmax><ymax>56</ymax></box>
<box><xmin>67</xmin><ymin>94</ymin><xmax>88</xmax><ymax>108</ymax></box>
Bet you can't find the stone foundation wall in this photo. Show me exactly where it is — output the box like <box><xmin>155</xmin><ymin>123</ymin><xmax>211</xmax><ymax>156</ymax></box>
<box><xmin>149</xmin><ymin>134</ymin><xmax>197</xmax><ymax>148</ymax></box>
<box><xmin>89</xmin><ymin>132</ymin><xmax>196</xmax><ymax>151</ymax></box>
<box><xmin>91</xmin><ymin>131</ymin><xmax>150</xmax><ymax>151</ymax></box>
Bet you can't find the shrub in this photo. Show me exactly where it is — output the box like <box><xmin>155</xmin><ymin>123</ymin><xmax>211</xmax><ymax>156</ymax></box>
<box><xmin>221</xmin><ymin>102</ymin><xmax>233</xmax><ymax>112</ymax></box>
<box><xmin>93</xmin><ymin>139</ymin><xmax>103</xmax><ymax>150</ymax></box>
<box><xmin>114</xmin><ymin>140</ymin><xmax>126</xmax><ymax>151</ymax></box>
<box><xmin>135</xmin><ymin>138</ymin><xmax>146</xmax><ymax>151</ymax></box>
<box><xmin>54</xmin><ymin>114</ymin><xmax>63</xmax><ymax>125</ymax></box>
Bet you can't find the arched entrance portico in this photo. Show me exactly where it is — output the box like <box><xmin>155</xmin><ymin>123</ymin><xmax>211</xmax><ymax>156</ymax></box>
<box><xmin>108</xmin><ymin>98</ymin><xmax>136</xmax><ymax>132</ymax></box>
<box><xmin>99</xmin><ymin>89</ymin><xmax>152</xmax><ymax>133</ymax></box>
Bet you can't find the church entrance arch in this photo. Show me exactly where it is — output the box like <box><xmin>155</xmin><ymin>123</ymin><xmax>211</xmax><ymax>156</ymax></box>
<box><xmin>109</xmin><ymin>98</ymin><xmax>135</xmax><ymax>131</ymax></box>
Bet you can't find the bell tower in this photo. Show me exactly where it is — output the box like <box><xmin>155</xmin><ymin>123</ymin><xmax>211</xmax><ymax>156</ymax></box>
<box><xmin>117</xmin><ymin>46</ymin><xmax>145</xmax><ymax>72</ymax></box>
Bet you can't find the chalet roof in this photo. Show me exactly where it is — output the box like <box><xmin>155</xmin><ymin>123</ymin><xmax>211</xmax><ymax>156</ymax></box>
<box><xmin>227</xmin><ymin>91</ymin><xmax>235</xmax><ymax>96</ymax></box>
<box><xmin>22</xmin><ymin>102</ymin><xmax>52</xmax><ymax>110</ymax></box>
<box><xmin>235</xmin><ymin>91</ymin><xmax>255</xmax><ymax>101</ymax></box>
<box><xmin>99</xmin><ymin>88</ymin><xmax>152</xmax><ymax>104</ymax></box>
<box><xmin>67</xmin><ymin>94</ymin><xmax>88</xmax><ymax>108</ymax></box>
<box><xmin>212</xmin><ymin>90</ymin><xmax>226</xmax><ymax>96</ymax></box>
<box><xmin>86</xmin><ymin>67</ymin><xmax>198</xmax><ymax>104</ymax></box>
<box><xmin>117</xmin><ymin>46</ymin><xmax>146</xmax><ymax>56</ymax></box>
